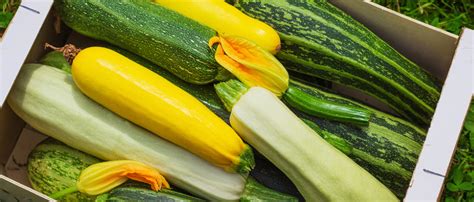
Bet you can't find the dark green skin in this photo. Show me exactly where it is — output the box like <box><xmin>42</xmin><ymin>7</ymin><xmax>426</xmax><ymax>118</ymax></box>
<box><xmin>54</xmin><ymin>0</ymin><xmax>229</xmax><ymax>84</ymax></box>
<box><xmin>284</xmin><ymin>85</ymin><xmax>372</xmax><ymax>126</ymax></box>
<box><xmin>96</xmin><ymin>187</ymin><xmax>204</xmax><ymax>202</ymax></box>
<box><xmin>301</xmin><ymin>118</ymin><xmax>353</xmax><ymax>155</ymax></box>
<box><xmin>234</xmin><ymin>0</ymin><xmax>441</xmax><ymax>126</ymax></box>
<box><xmin>240</xmin><ymin>177</ymin><xmax>298</xmax><ymax>202</ymax></box>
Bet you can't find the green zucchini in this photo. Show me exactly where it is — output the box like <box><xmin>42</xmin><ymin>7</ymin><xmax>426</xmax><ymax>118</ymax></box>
<box><xmin>216</xmin><ymin>83</ymin><xmax>398</xmax><ymax>201</ymax></box>
<box><xmin>28</xmin><ymin>139</ymin><xmax>100</xmax><ymax>201</ymax></box>
<box><xmin>28</xmin><ymin>139</ymin><xmax>203</xmax><ymax>201</ymax></box>
<box><xmin>54</xmin><ymin>0</ymin><xmax>230</xmax><ymax>84</ymax></box>
<box><xmin>301</xmin><ymin>118</ymin><xmax>353</xmax><ymax>155</ymax></box>
<box><xmin>284</xmin><ymin>86</ymin><xmax>372</xmax><ymax>126</ymax></box>
<box><xmin>96</xmin><ymin>187</ymin><xmax>203</xmax><ymax>202</ymax></box>
<box><xmin>234</xmin><ymin>0</ymin><xmax>441</xmax><ymax>125</ymax></box>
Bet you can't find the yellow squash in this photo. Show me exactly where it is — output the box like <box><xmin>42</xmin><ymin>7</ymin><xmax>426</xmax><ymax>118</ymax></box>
<box><xmin>71</xmin><ymin>47</ymin><xmax>254</xmax><ymax>174</ymax></box>
<box><xmin>154</xmin><ymin>0</ymin><xmax>281</xmax><ymax>54</ymax></box>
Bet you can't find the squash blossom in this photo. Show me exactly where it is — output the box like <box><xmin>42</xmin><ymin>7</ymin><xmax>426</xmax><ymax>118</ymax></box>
<box><xmin>77</xmin><ymin>160</ymin><xmax>170</xmax><ymax>195</ymax></box>
<box><xmin>209</xmin><ymin>35</ymin><xmax>289</xmax><ymax>97</ymax></box>
<box><xmin>50</xmin><ymin>160</ymin><xmax>169</xmax><ymax>199</ymax></box>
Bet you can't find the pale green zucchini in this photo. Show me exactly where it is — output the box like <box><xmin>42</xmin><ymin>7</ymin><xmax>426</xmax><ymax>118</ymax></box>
<box><xmin>8</xmin><ymin>64</ymin><xmax>245</xmax><ymax>201</ymax></box>
<box><xmin>217</xmin><ymin>82</ymin><xmax>398</xmax><ymax>201</ymax></box>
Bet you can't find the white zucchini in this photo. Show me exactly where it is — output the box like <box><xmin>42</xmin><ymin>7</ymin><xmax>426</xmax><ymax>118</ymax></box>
<box><xmin>7</xmin><ymin>64</ymin><xmax>245</xmax><ymax>201</ymax></box>
<box><xmin>229</xmin><ymin>87</ymin><xmax>398</xmax><ymax>201</ymax></box>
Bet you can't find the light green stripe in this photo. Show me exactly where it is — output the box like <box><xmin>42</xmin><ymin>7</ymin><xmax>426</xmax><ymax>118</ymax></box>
<box><xmin>275</xmin><ymin>6</ymin><xmax>436</xmax><ymax>114</ymax></box>
<box><xmin>288</xmin><ymin>0</ymin><xmax>439</xmax><ymax>96</ymax></box>
<box><xmin>352</xmin><ymin>149</ymin><xmax>412</xmax><ymax>179</ymax></box>
<box><xmin>279</xmin><ymin>51</ymin><xmax>427</xmax><ymax>122</ymax></box>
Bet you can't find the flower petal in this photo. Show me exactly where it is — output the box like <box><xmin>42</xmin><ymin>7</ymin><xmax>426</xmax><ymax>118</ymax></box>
<box><xmin>211</xmin><ymin>35</ymin><xmax>288</xmax><ymax>96</ymax></box>
<box><xmin>77</xmin><ymin>160</ymin><xmax>169</xmax><ymax>195</ymax></box>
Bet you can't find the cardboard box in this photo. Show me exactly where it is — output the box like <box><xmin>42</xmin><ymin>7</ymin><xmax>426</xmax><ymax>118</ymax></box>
<box><xmin>0</xmin><ymin>0</ymin><xmax>472</xmax><ymax>200</ymax></box>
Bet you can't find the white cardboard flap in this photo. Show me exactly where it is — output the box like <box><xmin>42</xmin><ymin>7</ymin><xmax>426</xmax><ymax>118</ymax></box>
<box><xmin>0</xmin><ymin>0</ymin><xmax>54</xmax><ymax>108</ymax></box>
<box><xmin>405</xmin><ymin>28</ymin><xmax>473</xmax><ymax>201</ymax></box>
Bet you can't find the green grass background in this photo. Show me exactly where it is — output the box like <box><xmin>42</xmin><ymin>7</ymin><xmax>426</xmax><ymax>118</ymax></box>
<box><xmin>373</xmin><ymin>1</ymin><xmax>473</xmax><ymax>201</ymax></box>
<box><xmin>373</xmin><ymin>0</ymin><xmax>473</xmax><ymax>34</ymax></box>
<box><xmin>0</xmin><ymin>0</ymin><xmax>20</xmax><ymax>36</ymax></box>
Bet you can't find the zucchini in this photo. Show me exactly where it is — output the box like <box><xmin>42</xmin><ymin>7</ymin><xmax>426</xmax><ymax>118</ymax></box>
<box><xmin>71</xmin><ymin>47</ymin><xmax>254</xmax><ymax>174</ymax></box>
<box><xmin>291</xmin><ymin>80</ymin><xmax>425</xmax><ymax>198</ymax></box>
<box><xmin>28</xmin><ymin>139</ymin><xmax>100</xmax><ymax>201</ymax></box>
<box><xmin>96</xmin><ymin>187</ymin><xmax>203</xmax><ymax>202</ymax></box>
<box><xmin>55</xmin><ymin>0</ymin><xmax>229</xmax><ymax>84</ymax></box>
<box><xmin>216</xmin><ymin>83</ymin><xmax>398</xmax><ymax>201</ymax></box>
<box><xmin>234</xmin><ymin>0</ymin><xmax>441</xmax><ymax>125</ymax></box>
<box><xmin>8</xmin><ymin>64</ymin><xmax>246</xmax><ymax>201</ymax></box>
<box><xmin>284</xmin><ymin>86</ymin><xmax>372</xmax><ymax>126</ymax></box>
<box><xmin>28</xmin><ymin>139</ymin><xmax>201</xmax><ymax>201</ymax></box>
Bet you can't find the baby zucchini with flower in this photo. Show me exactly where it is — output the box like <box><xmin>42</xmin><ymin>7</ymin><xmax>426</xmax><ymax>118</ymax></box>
<box><xmin>50</xmin><ymin>160</ymin><xmax>170</xmax><ymax>199</ymax></box>
<box><xmin>71</xmin><ymin>47</ymin><xmax>254</xmax><ymax>174</ymax></box>
<box><xmin>215</xmin><ymin>80</ymin><xmax>398</xmax><ymax>201</ymax></box>
<box><xmin>210</xmin><ymin>35</ymin><xmax>372</xmax><ymax>126</ymax></box>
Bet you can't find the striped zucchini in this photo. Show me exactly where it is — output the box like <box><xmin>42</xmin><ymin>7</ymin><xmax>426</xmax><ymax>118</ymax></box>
<box><xmin>28</xmin><ymin>139</ymin><xmax>100</xmax><ymax>201</ymax></box>
<box><xmin>234</xmin><ymin>0</ymin><xmax>441</xmax><ymax>125</ymax></box>
<box><xmin>290</xmin><ymin>80</ymin><xmax>425</xmax><ymax>197</ymax></box>
<box><xmin>96</xmin><ymin>187</ymin><xmax>203</xmax><ymax>202</ymax></box>
<box><xmin>55</xmin><ymin>0</ymin><xmax>229</xmax><ymax>84</ymax></box>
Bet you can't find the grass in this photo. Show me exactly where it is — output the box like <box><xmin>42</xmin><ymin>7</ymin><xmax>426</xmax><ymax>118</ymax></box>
<box><xmin>442</xmin><ymin>101</ymin><xmax>474</xmax><ymax>201</ymax></box>
<box><xmin>0</xmin><ymin>0</ymin><xmax>21</xmax><ymax>37</ymax></box>
<box><xmin>373</xmin><ymin>0</ymin><xmax>473</xmax><ymax>34</ymax></box>
<box><xmin>373</xmin><ymin>1</ymin><xmax>473</xmax><ymax>201</ymax></box>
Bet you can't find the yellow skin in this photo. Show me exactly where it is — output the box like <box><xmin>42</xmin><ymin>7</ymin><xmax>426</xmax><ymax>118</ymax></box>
<box><xmin>72</xmin><ymin>47</ymin><xmax>247</xmax><ymax>172</ymax></box>
<box><xmin>154</xmin><ymin>0</ymin><xmax>281</xmax><ymax>54</ymax></box>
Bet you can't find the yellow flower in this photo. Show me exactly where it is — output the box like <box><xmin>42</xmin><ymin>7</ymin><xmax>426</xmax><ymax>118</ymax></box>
<box><xmin>77</xmin><ymin>160</ymin><xmax>170</xmax><ymax>196</ymax></box>
<box><xmin>209</xmin><ymin>35</ymin><xmax>289</xmax><ymax>97</ymax></box>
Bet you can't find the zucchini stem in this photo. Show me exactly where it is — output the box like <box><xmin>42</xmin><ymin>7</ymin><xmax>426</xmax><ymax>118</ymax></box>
<box><xmin>49</xmin><ymin>186</ymin><xmax>78</xmax><ymax>199</ymax></box>
<box><xmin>214</xmin><ymin>79</ymin><xmax>249</xmax><ymax>111</ymax></box>
<box><xmin>283</xmin><ymin>85</ymin><xmax>372</xmax><ymax>126</ymax></box>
